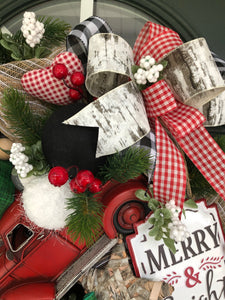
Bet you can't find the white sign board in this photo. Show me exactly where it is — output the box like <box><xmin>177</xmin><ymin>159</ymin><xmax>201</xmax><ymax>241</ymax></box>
<box><xmin>127</xmin><ymin>200</ymin><xmax>225</xmax><ymax>300</ymax></box>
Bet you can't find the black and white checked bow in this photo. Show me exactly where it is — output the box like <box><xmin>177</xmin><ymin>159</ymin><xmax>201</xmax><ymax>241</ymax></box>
<box><xmin>66</xmin><ymin>16</ymin><xmax>112</xmax><ymax>72</ymax></box>
<box><xmin>212</xmin><ymin>52</ymin><xmax>225</xmax><ymax>79</ymax></box>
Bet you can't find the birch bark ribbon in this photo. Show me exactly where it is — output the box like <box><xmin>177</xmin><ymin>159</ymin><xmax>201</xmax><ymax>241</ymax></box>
<box><xmin>133</xmin><ymin>22</ymin><xmax>225</xmax><ymax>207</ymax></box>
<box><xmin>64</xmin><ymin>33</ymin><xmax>150</xmax><ymax>157</ymax></box>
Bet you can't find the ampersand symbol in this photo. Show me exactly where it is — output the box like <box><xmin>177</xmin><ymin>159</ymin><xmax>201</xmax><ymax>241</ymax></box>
<box><xmin>184</xmin><ymin>267</ymin><xmax>202</xmax><ymax>288</ymax></box>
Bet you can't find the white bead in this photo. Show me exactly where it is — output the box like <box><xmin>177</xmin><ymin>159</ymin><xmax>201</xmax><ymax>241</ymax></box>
<box><xmin>137</xmin><ymin>68</ymin><xmax>145</xmax><ymax>75</ymax></box>
<box><xmin>149</xmin><ymin>57</ymin><xmax>155</xmax><ymax>65</ymax></box>
<box><xmin>157</xmin><ymin>64</ymin><xmax>164</xmax><ymax>71</ymax></box>
<box><xmin>147</xmin><ymin>76</ymin><xmax>153</xmax><ymax>83</ymax></box>
<box><xmin>170</xmin><ymin>200</ymin><xmax>176</xmax><ymax>206</ymax></box>
<box><xmin>134</xmin><ymin>73</ymin><xmax>141</xmax><ymax>80</ymax></box>
<box><xmin>29</xmin><ymin>24</ymin><xmax>35</xmax><ymax>31</ymax></box>
<box><xmin>150</xmin><ymin>77</ymin><xmax>157</xmax><ymax>83</ymax></box>
<box><xmin>154</xmin><ymin>71</ymin><xmax>160</xmax><ymax>78</ymax></box>
<box><xmin>144</xmin><ymin>62</ymin><xmax>150</xmax><ymax>70</ymax></box>
<box><xmin>168</xmin><ymin>222</ymin><xmax>173</xmax><ymax>229</ymax></box>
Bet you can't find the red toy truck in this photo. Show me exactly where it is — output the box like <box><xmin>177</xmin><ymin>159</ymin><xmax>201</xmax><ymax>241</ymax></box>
<box><xmin>0</xmin><ymin>176</ymin><xmax>149</xmax><ymax>299</ymax></box>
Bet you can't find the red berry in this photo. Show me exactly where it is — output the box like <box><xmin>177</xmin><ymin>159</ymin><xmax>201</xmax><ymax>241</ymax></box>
<box><xmin>52</xmin><ymin>63</ymin><xmax>68</xmax><ymax>79</ymax></box>
<box><xmin>69</xmin><ymin>88</ymin><xmax>82</xmax><ymax>100</ymax></box>
<box><xmin>48</xmin><ymin>166</ymin><xmax>69</xmax><ymax>186</ymax></box>
<box><xmin>89</xmin><ymin>178</ymin><xmax>102</xmax><ymax>193</ymax></box>
<box><xmin>70</xmin><ymin>178</ymin><xmax>86</xmax><ymax>193</ymax></box>
<box><xmin>75</xmin><ymin>170</ymin><xmax>95</xmax><ymax>188</ymax></box>
<box><xmin>71</xmin><ymin>72</ymin><xmax>85</xmax><ymax>86</ymax></box>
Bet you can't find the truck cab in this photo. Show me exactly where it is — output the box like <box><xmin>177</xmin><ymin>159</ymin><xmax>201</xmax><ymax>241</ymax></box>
<box><xmin>0</xmin><ymin>176</ymin><xmax>149</xmax><ymax>299</ymax></box>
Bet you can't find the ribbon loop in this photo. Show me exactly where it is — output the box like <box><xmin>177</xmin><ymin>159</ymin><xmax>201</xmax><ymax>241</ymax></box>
<box><xmin>134</xmin><ymin>21</ymin><xmax>225</xmax><ymax>205</ymax></box>
<box><xmin>154</xmin><ymin>119</ymin><xmax>186</xmax><ymax>207</ymax></box>
<box><xmin>66</xmin><ymin>16</ymin><xmax>112</xmax><ymax>71</ymax></box>
<box><xmin>133</xmin><ymin>22</ymin><xmax>183</xmax><ymax>64</ymax></box>
<box><xmin>142</xmin><ymin>80</ymin><xmax>177</xmax><ymax>118</ymax></box>
<box><xmin>162</xmin><ymin>102</ymin><xmax>206</xmax><ymax>138</ymax></box>
<box><xmin>85</xmin><ymin>33</ymin><xmax>134</xmax><ymax>97</ymax></box>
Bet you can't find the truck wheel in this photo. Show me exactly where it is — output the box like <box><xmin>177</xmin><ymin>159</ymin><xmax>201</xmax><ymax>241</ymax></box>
<box><xmin>113</xmin><ymin>200</ymin><xmax>150</xmax><ymax>235</ymax></box>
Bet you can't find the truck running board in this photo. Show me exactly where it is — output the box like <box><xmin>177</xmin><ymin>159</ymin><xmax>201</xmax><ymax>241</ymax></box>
<box><xmin>55</xmin><ymin>235</ymin><xmax>118</xmax><ymax>299</ymax></box>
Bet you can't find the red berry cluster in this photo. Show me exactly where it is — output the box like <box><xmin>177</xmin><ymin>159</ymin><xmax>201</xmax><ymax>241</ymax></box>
<box><xmin>48</xmin><ymin>166</ymin><xmax>102</xmax><ymax>194</ymax></box>
<box><xmin>70</xmin><ymin>170</ymin><xmax>102</xmax><ymax>194</ymax></box>
<box><xmin>52</xmin><ymin>63</ymin><xmax>85</xmax><ymax>101</ymax></box>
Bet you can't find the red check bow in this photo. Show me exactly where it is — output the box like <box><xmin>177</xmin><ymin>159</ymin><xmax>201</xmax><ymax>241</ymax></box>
<box><xmin>134</xmin><ymin>22</ymin><xmax>225</xmax><ymax>209</ymax></box>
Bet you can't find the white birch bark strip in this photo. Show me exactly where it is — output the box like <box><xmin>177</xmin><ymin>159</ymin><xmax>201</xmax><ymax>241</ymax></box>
<box><xmin>200</xmin><ymin>90</ymin><xmax>225</xmax><ymax>126</ymax></box>
<box><xmin>162</xmin><ymin>38</ymin><xmax>225</xmax><ymax>109</ymax></box>
<box><xmin>63</xmin><ymin>81</ymin><xmax>150</xmax><ymax>158</ymax></box>
<box><xmin>85</xmin><ymin>33</ymin><xmax>134</xmax><ymax>97</ymax></box>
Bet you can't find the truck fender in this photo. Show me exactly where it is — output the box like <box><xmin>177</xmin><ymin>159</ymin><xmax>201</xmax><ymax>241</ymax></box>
<box><xmin>102</xmin><ymin>178</ymin><xmax>150</xmax><ymax>238</ymax></box>
<box><xmin>0</xmin><ymin>282</ymin><xmax>55</xmax><ymax>300</ymax></box>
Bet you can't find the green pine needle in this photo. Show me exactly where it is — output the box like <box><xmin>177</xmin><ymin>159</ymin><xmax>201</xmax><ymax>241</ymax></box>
<box><xmin>0</xmin><ymin>16</ymin><xmax>70</xmax><ymax>63</ymax></box>
<box><xmin>38</xmin><ymin>16</ymin><xmax>71</xmax><ymax>47</ymax></box>
<box><xmin>98</xmin><ymin>147</ymin><xmax>152</xmax><ymax>183</ymax></box>
<box><xmin>187</xmin><ymin>134</ymin><xmax>225</xmax><ymax>198</ymax></box>
<box><xmin>66</xmin><ymin>192</ymin><xmax>104</xmax><ymax>247</ymax></box>
<box><xmin>1</xmin><ymin>88</ymin><xmax>52</xmax><ymax>146</ymax></box>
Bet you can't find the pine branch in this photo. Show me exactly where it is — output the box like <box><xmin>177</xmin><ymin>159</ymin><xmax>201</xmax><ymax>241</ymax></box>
<box><xmin>98</xmin><ymin>147</ymin><xmax>152</xmax><ymax>183</ymax></box>
<box><xmin>1</xmin><ymin>88</ymin><xmax>53</xmax><ymax>146</ymax></box>
<box><xmin>187</xmin><ymin>134</ymin><xmax>225</xmax><ymax>198</ymax></box>
<box><xmin>66</xmin><ymin>192</ymin><xmax>104</xmax><ymax>247</ymax></box>
<box><xmin>0</xmin><ymin>16</ymin><xmax>70</xmax><ymax>62</ymax></box>
<box><xmin>38</xmin><ymin>16</ymin><xmax>71</xmax><ymax>47</ymax></box>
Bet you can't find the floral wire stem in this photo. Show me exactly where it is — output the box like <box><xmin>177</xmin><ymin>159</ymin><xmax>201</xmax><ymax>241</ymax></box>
<box><xmin>62</xmin><ymin>78</ymin><xmax>91</xmax><ymax>104</ymax></box>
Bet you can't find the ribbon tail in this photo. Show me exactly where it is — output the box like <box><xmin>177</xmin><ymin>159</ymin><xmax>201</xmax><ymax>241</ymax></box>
<box><xmin>153</xmin><ymin>119</ymin><xmax>186</xmax><ymax>210</ymax></box>
<box><xmin>176</xmin><ymin>126</ymin><xmax>225</xmax><ymax>200</ymax></box>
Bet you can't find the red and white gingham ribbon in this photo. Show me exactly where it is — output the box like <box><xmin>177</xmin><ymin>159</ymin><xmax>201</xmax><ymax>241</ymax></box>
<box><xmin>134</xmin><ymin>22</ymin><xmax>225</xmax><ymax>209</ymax></box>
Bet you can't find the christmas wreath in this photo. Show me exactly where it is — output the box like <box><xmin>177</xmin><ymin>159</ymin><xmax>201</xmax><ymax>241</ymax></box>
<box><xmin>0</xmin><ymin>11</ymin><xmax>225</xmax><ymax>268</ymax></box>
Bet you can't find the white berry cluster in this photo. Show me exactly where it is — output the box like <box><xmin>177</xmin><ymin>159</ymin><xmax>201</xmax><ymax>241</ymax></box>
<box><xmin>21</xmin><ymin>12</ymin><xmax>45</xmax><ymax>48</ymax></box>
<box><xmin>9</xmin><ymin>143</ymin><xmax>33</xmax><ymax>178</ymax></box>
<box><xmin>166</xmin><ymin>200</ymin><xmax>190</xmax><ymax>242</ymax></box>
<box><xmin>134</xmin><ymin>55</ymin><xmax>164</xmax><ymax>85</ymax></box>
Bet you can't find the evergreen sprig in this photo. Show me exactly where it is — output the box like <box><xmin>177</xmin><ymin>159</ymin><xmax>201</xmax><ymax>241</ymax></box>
<box><xmin>66</xmin><ymin>192</ymin><xmax>104</xmax><ymax>247</ymax></box>
<box><xmin>24</xmin><ymin>140</ymin><xmax>50</xmax><ymax>176</ymax></box>
<box><xmin>1</xmin><ymin>88</ymin><xmax>53</xmax><ymax>146</ymax></box>
<box><xmin>98</xmin><ymin>147</ymin><xmax>151</xmax><ymax>183</ymax></box>
<box><xmin>187</xmin><ymin>134</ymin><xmax>225</xmax><ymax>198</ymax></box>
<box><xmin>38</xmin><ymin>16</ymin><xmax>70</xmax><ymax>47</ymax></box>
<box><xmin>135</xmin><ymin>189</ymin><xmax>176</xmax><ymax>254</ymax></box>
<box><xmin>0</xmin><ymin>16</ymin><xmax>70</xmax><ymax>63</ymax></box>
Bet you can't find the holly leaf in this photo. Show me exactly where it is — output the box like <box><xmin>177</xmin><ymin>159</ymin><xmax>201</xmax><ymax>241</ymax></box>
<box><xmin>158</xmin><ymin>60</ymin><xmax>168</xmax><ymax>68</ymax></box>
<box><xmin>23</xmin><ymin>43</ymin><xmax>33</xmax><ymax>59</ymax></box>
<box><xmin>131</xmin><ymin>64</ymin><xmax>140</xmax><ymax>74</ymax></box>
<box><xmin>11</xmin><ymin>53</ymin><xmax>23</xmax><ymax>61</ymax></box>
<box><xmin>1</xmin><ymin>33</ymin><xmax>16</xmax><ymax>44</ymax></box>
<box><xmin>184</xmin><ymin>199</ymin><xmax>198</xmax><ymax>209</ymax></box>
<box><xmin>0</xmin><ymin>39</ymin><xmax>12</xmax><ymax>51</ymax></box>
<box><xmin>135</xmin><ymin>189</ymin><xmax>150</xmax><ymax>201</ymax></box>
<box><xmin>148</xmin><ymin>198</ymin><xmax>159</xmax><ymax>211</ymax></box>
<box><xmin>35</xmin><ymin>46</ymin><xmax>51</xmax><ymax>58</ymax></box>
<box><xmin>148</xmin><ymin>217</ymin><xmax>156</xmax><ymax>225</ymax></box>
<box><xmin>149</xmin><ymin>226</ymin><xmax>159</xmax><ymax>237</ymax></box>
<box><xmin>164</xmin><ymin>237</ymin><xmax>176</xmax><ymax>254</ymax></box>
<box><xmin>161</xmin><ymin>208</ymin><xmax>172</xmax><ymax>219</ymax></box>
<box><xmin>155</xmin><ymin>217</ymin><xmax>164</xmax><ymax>227</ymax></box>
<box><xmin>155</xmin><ymin>229</ymin><xmax>163</xmax><ymax>241</ymax></box>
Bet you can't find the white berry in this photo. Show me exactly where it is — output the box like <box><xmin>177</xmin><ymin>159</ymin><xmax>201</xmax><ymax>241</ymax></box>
<box><xmin>21</xmin><ymin>11</ymin><xmax>45</xmax><ymax>48</ymax></box>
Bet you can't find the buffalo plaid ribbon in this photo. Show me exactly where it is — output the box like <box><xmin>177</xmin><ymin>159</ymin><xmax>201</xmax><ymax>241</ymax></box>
<box><xmin>66</xmin><ymin>16</ymin><xmax>112</xmax><ymax>72</ymax></box>
<box><xmin>134</xmin><ymin>22</ymin><xmax>225</xmax><ymax>209</ymax></box>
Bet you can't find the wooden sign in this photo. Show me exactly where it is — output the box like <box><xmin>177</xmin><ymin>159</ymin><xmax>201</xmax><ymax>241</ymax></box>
<box><xmin>127</xmin><ymin>200</ymin><xmax>225</xmax><ymax>299</ymax></box>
